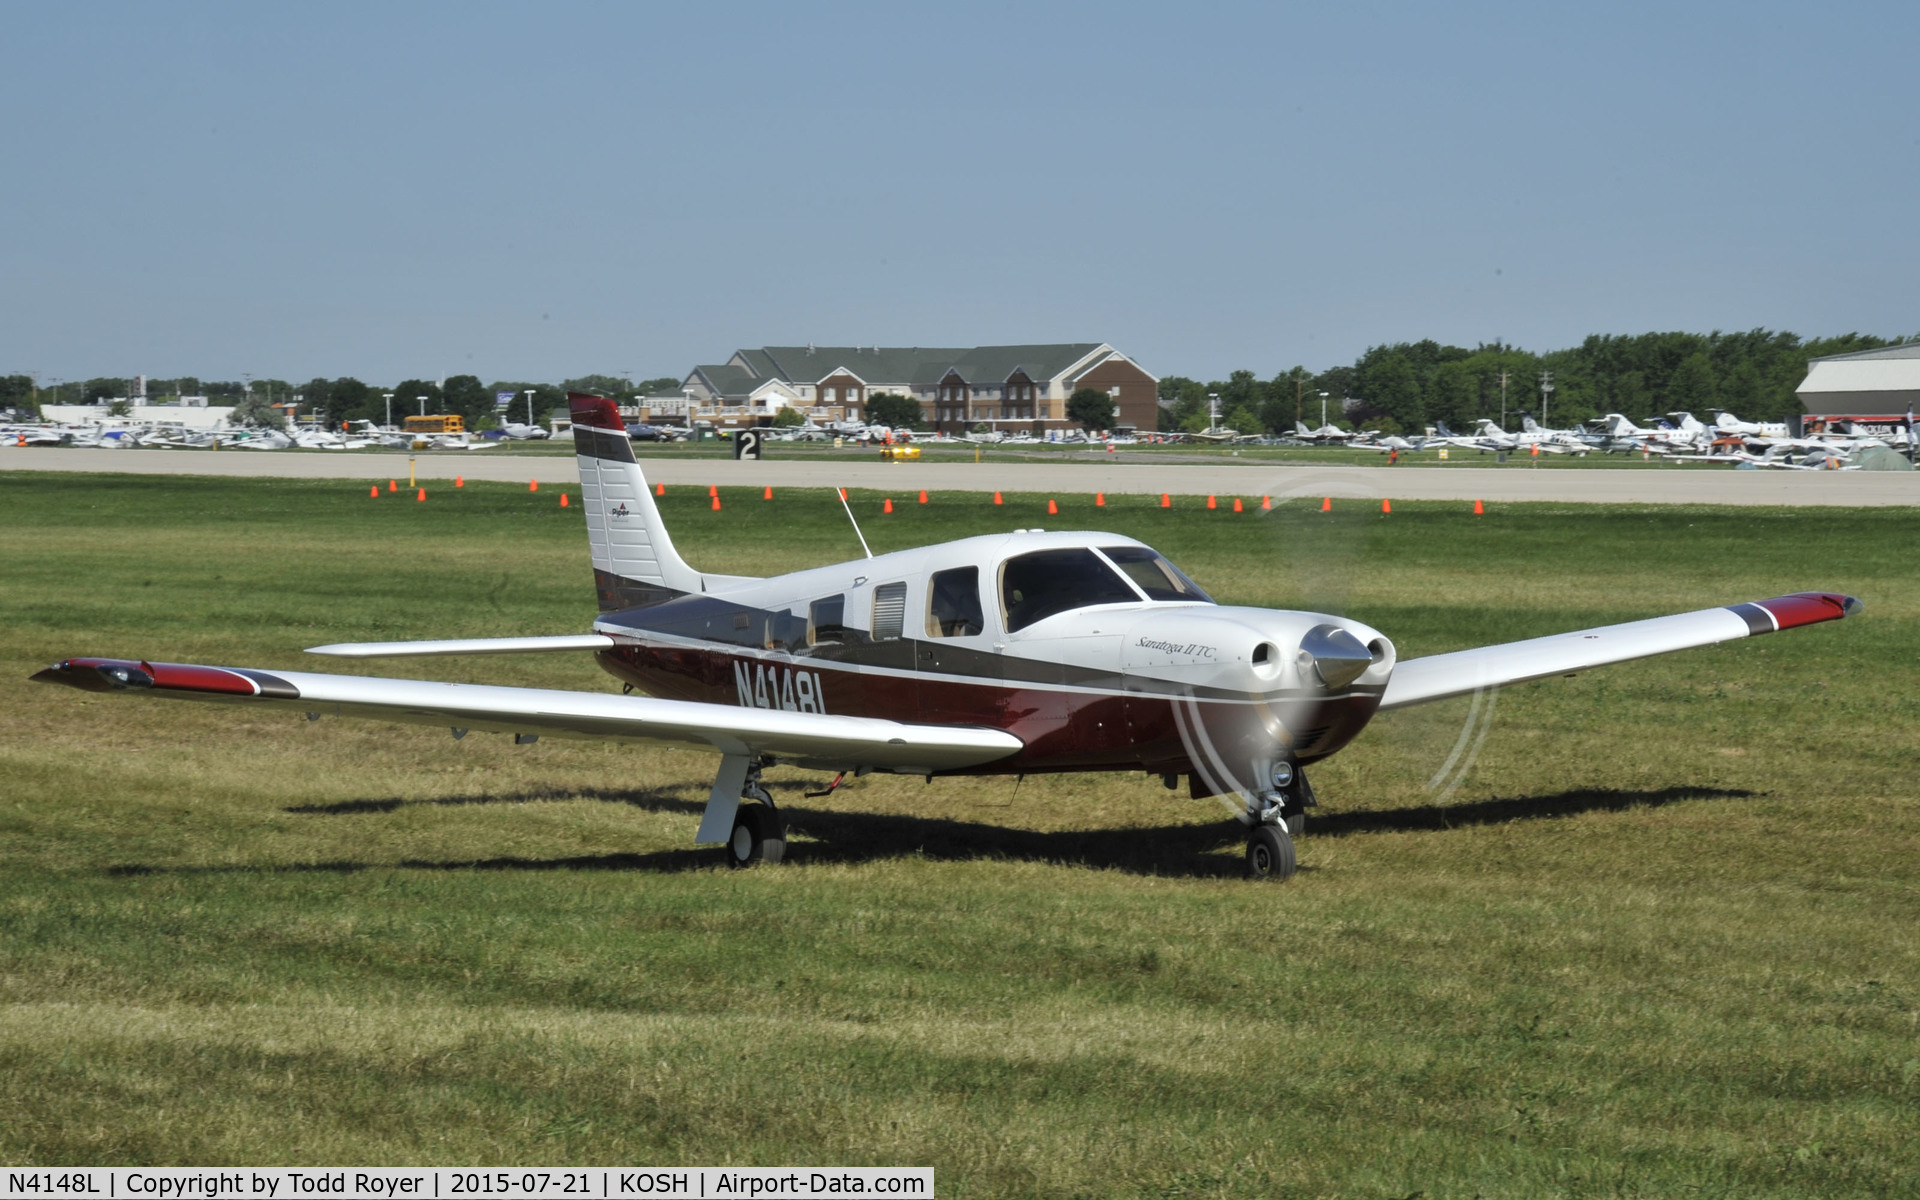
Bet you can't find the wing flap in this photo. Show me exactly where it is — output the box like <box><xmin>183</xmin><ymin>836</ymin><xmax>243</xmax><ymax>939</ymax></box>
<box><xmin>32</xmin><ymin>658</ymin><xmax>1021</xmax><ymax>774</ymax></box>
<box><xmin>1379</xmin><ymin>592</ymin><xmax>1861</xmax><ymax>711</ymax></box>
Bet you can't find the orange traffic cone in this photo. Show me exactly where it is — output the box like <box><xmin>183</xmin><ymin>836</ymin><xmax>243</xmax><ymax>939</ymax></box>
<box><xmin>884</xmin><ymin>498</ymin><xmax>894</xmax><ymax>513</ymax></box>
<box><xmin>417</xmin><ymin>487</ymin><xmax>426</xmax><ymax>502</ymax></box>
<box><xmin>655</xmin><ymin>482</ymin><xmax>666</xmax><ymax>496</ymax></box>
<box><xmin>455</xmin><ymin>475</ymin><xmax>464</xmax><ymax>488</ymax></box>
<box><xmin>1381</xmin><ymin>498</ymin><xmax>1392</xmax><ymax>514</ymax></box>
<box><xmin>370</xmin><ymin>485</ymin><xmax>379</xmax><ymax>498</ymax></box>
<box><xmin>529</xmin><ymin>480</ymin><xmax>538</xmax><ymax>491</ymax></box>
<box><xmin>1095</xmin><ymin>492</ymin><xmax>1105</xmax><ymax>507</ymax></box>
<box><xmin>389</xmin><ymin>480</ymin><xmax>397</xmax><ymax>492</ymax></box>
<box><xmin>1473</xmin><ymin>498</ymin><xmax>1484</xmax><ymax>515</ymax></box>
<box><xmin>837</xmin><ymin>488</ymin><xmax>848</xmax><ymax>501</ymax></box>
<box><xmin>1232</xmin><ymin>497</ymin><xmax>1243</xmax><ymax>512</ymax></box>
<box><xmin>1321</xmin><ymin>497</ymin><xmax>1331</xmax><ymax>512</ymax></box>
<box><xmin>763</xmin><ymin>486</ymin><xmax>773</xmax><ymax>500</ymax></box>
<box><xmin>993</xmin><ymin>492</ymin><xmax>1003</xmax><ymax>505</ymax></box>
<box><xmin>1047</xmin><ymin>498</ymin><xmax>1058</xmax><ymax>515</ymax></box>
<box><xmin>1261</xmin><ymin>495</ymin><xmax>1272</xmax><ymax>510</ymax></box>
<box><xmin>1206</xmin><ymin>495</ymin><xmax>1217</xmax><ymax>510</ymax></box>
<box><xmin>560</xmin><ymin>493</ymin><xmax>570</xmax><ymax>507</ymax></box>
<box><xmin>708</xmin><ymin>484</ymin><xmax>718</xmax><ymax>498</ymax></box>
<box><xmin>711</xmin><ymin>494</ymin><xmax>722</xmax><ymax>511</ymax></box>
<box><xmin>918</xmin><ymin>490</ymin><xmax>928</xmax><ymax>504</ymax></box>
<box><xmin>1160</xmin><ymin>493</ymin><xmax>1171</xmax><ymax>508</ymax></box>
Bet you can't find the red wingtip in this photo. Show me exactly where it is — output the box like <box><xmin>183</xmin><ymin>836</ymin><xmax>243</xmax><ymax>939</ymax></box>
<box><xmin>567</xmin><ymin>392</ymin><xmax>625</xmax><ymax>432</ymax></box>
<box><xmin>1758</xmin><ymin>592</ymin><xmax>1864</xmax><ymax>630</ymax></box>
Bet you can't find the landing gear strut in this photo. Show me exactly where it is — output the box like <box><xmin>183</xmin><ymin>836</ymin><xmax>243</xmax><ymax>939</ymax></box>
<box><xmin>726</xmin><ymin>765</ymin><xmax>786</xmax><ymax>869</ymax></box>
<box><xmin>1244</xmin><ymin>764</ymin><xmax>1314</xmax><ymax>880</ymax></box>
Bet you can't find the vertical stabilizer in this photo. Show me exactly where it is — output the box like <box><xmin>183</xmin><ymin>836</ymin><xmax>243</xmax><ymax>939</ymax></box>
<box><xmin>569</xmin><ymin>393</ymin><xmax>703</xmax><ymax>611</ymax></box>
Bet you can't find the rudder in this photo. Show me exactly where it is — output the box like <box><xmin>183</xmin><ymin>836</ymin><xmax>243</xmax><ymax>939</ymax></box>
<box><xmin>569</xmin><ymin>393</ymin><xmax>703</xmax><ymax>611</ymax></box>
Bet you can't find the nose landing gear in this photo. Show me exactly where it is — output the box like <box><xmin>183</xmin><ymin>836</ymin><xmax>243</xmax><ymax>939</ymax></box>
<box><xmin>1244</xmin><ymin>764</ymin><xmax>1314</xmax><ymax>880</ymax></box>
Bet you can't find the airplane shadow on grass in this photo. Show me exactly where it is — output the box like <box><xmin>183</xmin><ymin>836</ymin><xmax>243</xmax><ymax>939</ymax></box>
<box><xmin>107</xmin><ymin>783</ymin><xmax>1761</xmax><ymax>881</ymax></box>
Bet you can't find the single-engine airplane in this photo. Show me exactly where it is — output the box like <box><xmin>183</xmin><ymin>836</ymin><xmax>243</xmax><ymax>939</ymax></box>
<box><xmin>32</xmin><ymin>395</ymin><xmax>1864</xmax><ymax>879</ymax></box>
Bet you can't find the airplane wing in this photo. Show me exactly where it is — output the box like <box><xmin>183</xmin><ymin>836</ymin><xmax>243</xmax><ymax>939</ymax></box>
<box><xmin>307</xmin><ymin>635</ymin><xmax>616</xmax><ymax>658</ymax></box>
<box><xmin>1378</xmin><ymin>592</ymin><xmax>1860</xmax><ymax>711</ymax></box>
<box><xmin>30</xmin><ymin>658</ymin><xmax>1023</xmax><ymax>775</ymax></box>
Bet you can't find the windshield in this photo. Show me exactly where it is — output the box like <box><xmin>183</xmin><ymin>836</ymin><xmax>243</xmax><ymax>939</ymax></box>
<box><xmin>1099</xmin><ymin>545</ymin><xmax>1214</xmax><ymax>603</ymax></box>
<box><xmin>1000</xmin><ymin>548</ymin><xmax>1142</xmax><ymax>632</ymax></box>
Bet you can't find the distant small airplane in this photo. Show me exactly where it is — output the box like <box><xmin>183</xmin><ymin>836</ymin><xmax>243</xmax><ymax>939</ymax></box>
<box><xmin>32</xmin><ymin>394</ymin><xmax>1863</xmax><ymax>879</ymax></box>
<box><xmin>1714</xmin><ymin>411</ymin><xmax>1790</xmax><ymax>439</ymax></box>
<box><xmin>1292</xmin><ymin>420</ymin><xmax>1364</xmax><ymax>444</ymax></box>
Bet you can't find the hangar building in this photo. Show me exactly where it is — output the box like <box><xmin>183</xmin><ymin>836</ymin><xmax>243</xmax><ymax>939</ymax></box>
<box><xmin>1796</xmin><ymin>343</ymin><xmax>1920</xmax><ymax>434</ymax></box>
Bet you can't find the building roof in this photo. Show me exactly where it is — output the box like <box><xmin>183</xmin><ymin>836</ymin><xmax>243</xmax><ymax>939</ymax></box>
<box><xmin>1798</xmin><ymin>341</ymin><xmax>1920</xmax><ymax>397</ymax></box>
<box><xmin>741</xmin><ymin>343</ymin><xmax>1135</xmax><ymax>387</ymax></box>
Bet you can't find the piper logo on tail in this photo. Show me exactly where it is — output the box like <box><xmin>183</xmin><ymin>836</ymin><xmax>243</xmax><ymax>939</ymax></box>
<box><xmin>609</xmin><ymin>502</ymin><xmax>631</xmax><ymax>518</ymax></box>
<box><xmin>733</xmin><ymin>661</ymin><xmax>828</xmax><ymax>713</ymax></box>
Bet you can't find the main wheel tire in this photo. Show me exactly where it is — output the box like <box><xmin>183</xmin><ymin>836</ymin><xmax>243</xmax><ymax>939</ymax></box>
<box><xmin>726</xmin><ymin>803</ymin><xmax>787</xmax><ymax>869</ymax></box>
<box><xmin>1246</xmin><ymin>823</ymin><xmax>1297</xmax><ymax>881</ymax></box>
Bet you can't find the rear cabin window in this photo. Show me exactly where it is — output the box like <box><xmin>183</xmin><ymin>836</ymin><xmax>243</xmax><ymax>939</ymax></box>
<box><xmin>926</xmin><ymin>566</ymin><xmax>985</xmax><ymax>637</ymax></box>
<box><xmin>809</xmin><ymin>595</ymin><xmax>846</xmax><ymax>644</ymax></box>
<box><xmin>871</xmin><ymin>583</ymin><xmax>908</xmax><ymax>641</ymax></box>
<box><xmin>1099</xmin><ymin>546</ymin><xmax>1214</xmax><ymax>603</ymax></box>
<box><xmin>999</xmin><ymin>548</ymin><xmax>1141</xmax><ymax>633</ymax></box>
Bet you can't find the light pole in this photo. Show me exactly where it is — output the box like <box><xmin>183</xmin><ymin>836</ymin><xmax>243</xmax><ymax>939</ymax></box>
<box><xmin>524</xmin><ymin>389</ymin><xmax>536</xmax><ymax>427</ymax></box>
<box><xmin>382</xmin><ymin>393</ymin><xmax>394</xmax><ymax>429</ymax></box>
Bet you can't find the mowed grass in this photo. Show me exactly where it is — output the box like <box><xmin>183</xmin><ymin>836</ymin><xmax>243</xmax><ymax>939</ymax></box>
<box><xmin>1</xmin><ymin>473</ymin><xmax>1917</xmax><ymax>1196</ymax></box>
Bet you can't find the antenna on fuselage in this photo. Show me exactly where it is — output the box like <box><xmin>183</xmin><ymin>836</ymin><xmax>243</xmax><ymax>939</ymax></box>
<box><xmin>836</xmin><ymin>487</ymin><xmax>873</xmax><ymax>559</ymax></box>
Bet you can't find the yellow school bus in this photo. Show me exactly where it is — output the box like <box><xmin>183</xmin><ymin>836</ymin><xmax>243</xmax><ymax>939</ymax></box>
<box><xmin>402</xmin><ymin>414</ymin><xmax>465</xmax><ymax>435</ymax></box>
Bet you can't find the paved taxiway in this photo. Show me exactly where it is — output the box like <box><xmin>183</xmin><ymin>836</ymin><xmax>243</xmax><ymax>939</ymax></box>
<box><xmin>3</xmin><ymin>448</ymin><xmax>1915</xmax><ymax>505</ymax></box>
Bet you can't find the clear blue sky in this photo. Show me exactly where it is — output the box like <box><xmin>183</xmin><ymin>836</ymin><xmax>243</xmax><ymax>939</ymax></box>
<box><xmin>4</xmin><ymin>1</ymin><xmax>1915</xmax><ymax>387</ymax></box>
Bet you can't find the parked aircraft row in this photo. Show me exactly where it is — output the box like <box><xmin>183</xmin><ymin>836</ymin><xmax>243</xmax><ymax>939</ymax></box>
<box><xmin>1272</xmin><ymin>411</ymin><xmax>1912</xmax><ymax>469</ymax></box>
<box><xmin>0</xmin><ymin>418</ymin><xmax>558</xmax><ymax>451</ymax></box>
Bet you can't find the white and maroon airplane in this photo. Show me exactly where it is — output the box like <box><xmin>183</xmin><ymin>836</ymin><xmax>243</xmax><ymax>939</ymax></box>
<box><xmin>34</xmin><ymin>395</ymin><xmax>1863</xmax><ymax>879</ymax></box>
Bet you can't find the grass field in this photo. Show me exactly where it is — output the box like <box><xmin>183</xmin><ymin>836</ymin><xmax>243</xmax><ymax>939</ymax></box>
<box><xmin>2</xmin><ymin>473</ymin><xmax>1916</xmax><ymax>1196</ymax></box>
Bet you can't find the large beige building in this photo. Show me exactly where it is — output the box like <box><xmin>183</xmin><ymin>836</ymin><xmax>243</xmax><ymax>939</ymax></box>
<box><xmin>1796</xmin><ymin>343</ymin><xmax>1920</xmax><ymax>433</ymax></box>
<box><xmin>670</xmin><ymin>343</ymin><xmax>1158</xmax><ymax>432</ymax></box>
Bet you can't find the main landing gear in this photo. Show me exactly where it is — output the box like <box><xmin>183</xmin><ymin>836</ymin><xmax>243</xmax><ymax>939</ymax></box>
<box><xmin>727</xmin><ymin>765</ymin><xmax>786</xmax><ymax>869</ymax></box>
<box><xmin>1244</xmin><ymin>763</ymin><xmax>1314</xmax><ymax>881</ymax></box>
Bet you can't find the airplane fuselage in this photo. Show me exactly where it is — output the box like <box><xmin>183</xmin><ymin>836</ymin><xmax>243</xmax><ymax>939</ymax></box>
<box><xmin>588</xmin><ymin>531</ymin><xmax>1394</xmax><ymax>797</ymax></box>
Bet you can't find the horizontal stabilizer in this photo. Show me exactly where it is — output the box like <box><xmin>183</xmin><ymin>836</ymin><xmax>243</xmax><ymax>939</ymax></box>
<box><xmin>305</xmin><ymin>634</ymin><xmax>616</xmax><ymax>658</ymax></box>
<box><xmin>32</xmin><ymin>657</ymin><xmax>1023</xmax><ymax>775</ymax></box>
<box><xmin>1379</xmin><ymin>592</ymin><xmax>1861</xmax><ymax>711</ymax></box>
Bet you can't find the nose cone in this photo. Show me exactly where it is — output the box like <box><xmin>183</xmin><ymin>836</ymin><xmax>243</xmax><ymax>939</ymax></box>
<box><xmin>1299</xmin><ymin>623</ymin><xmax>1374</xmax><ymax>690</ymax></box>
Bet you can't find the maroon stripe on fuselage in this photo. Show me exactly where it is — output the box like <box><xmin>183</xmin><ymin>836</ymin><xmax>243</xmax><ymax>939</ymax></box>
<box><xmin>594</xmin><ymin>641</ymin><xmax>1378</xmax><ymax>775</ymax></box>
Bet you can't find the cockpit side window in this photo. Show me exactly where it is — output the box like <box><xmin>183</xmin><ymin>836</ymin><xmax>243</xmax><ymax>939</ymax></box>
<box><xmin>926</xmin><ymin>566</ymin><xmax>984</xmax><ymax>638</ymax></box>
<box><xmin>1098</xmin><ymin>545</ymin><xmax>1215</xmax><ymax>603</ymax></box>
<box><xmin>999</xmin><ymin>548</ymin><xmax>1142</xmax><ymax>633</ymax></box>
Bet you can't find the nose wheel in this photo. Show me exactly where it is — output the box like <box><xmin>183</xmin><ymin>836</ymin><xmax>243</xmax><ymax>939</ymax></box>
<box><xmin>1246</xmin><ymin>823</ymin><xmax>1296</xmax><ymax>881</ymax></box>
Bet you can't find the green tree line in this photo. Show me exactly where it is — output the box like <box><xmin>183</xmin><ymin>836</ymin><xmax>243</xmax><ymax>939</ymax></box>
<box><xmin>1158</xmin><ymin>329</ymin><xmax>1911</xmax><ymax>436</ymax></box>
